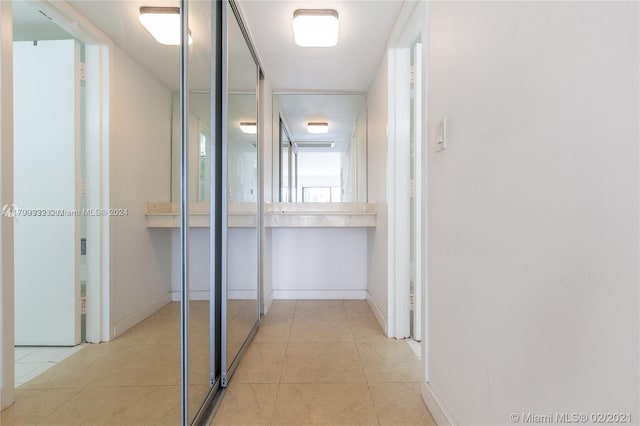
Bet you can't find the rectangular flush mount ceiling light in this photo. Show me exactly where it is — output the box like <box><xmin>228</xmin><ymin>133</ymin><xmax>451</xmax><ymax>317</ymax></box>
<box><xmin>296</xmin><ymin>141</ymin><xmax>335</xmax><ymax>149</ymax></box>
<box><xmin>292</xmin><ymin>9</ymin><xmax>339</xmax><ymax>47</ymax></box>
<box><xmin>240</xmin><ymin>122</ymin><xmax>257</xmax><ymax>134</ymax></box>
<box><xmin>307</xmin><ymin>122</ymin><xmax>329</xmax><ymax>134</ymax></box>
<box><xmin>139</xmin><ymin>7</ymin><xmax>193</xmax><ymax>46</ymax></box>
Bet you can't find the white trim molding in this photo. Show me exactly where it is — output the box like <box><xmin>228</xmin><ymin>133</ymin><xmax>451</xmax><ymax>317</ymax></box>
<box><xmin>112</xmin><ymin>293</ymin><xmax>171</xmax><ymax>339</ymax></box>
<box><xmin>263</xmin><ymin>289</ymin><xmax>274</xmax><ymax>315</ymax></box>
<box><xmin>385</xmin><ymin>0</ymin><xmax>425</xmax><ymax>340</ymax></box>
<box><xmin>171</xmin><ymin>291</ymin><xmax>209</xmax><ymax>302</ymax></box>
<box><xmin>0</xmin><ymin>0</ymin><xmax>14</xmax><ymax>410</ymax></box>
<box><xmin>170</xmin><ymin>290</ymin><xmax>257</xmax><ymax>301</ymax></box>
<box><xmin>273</xmin><ymin>290</ymin><xmax>366</xmax><ymax>300</ymax></box>
<box><xmin>422</xmin><ymin>382</ymin><xmax>457</xmax><ymax>426</ymax></box>
<box><xmin>366</xmin><ymin>291</ymin><xmax>387</xmax><ymax>334</ymax></box>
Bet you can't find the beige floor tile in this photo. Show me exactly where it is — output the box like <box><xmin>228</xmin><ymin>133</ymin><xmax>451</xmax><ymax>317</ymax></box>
<box><xmin>369</xmin><ymin>382</ymin><xmax>436</xmax><ymax>426</ymax></box>
<box><xmin>212</xmin><ymin>383</ymin><xmax>278</xmax><ymax>425</ymax></box>
<box><xmin>227</xmin><ymin>339</ymin><xmax>247</xmax><ymax>368</ymax></box>
<box><xmin>89</xmin><ymin>344</ymin><xmax>180</xmax><ymax>387</ymax></box>
<box><xmin>293</xmin><ymin>300</ymin><xmax>348</xmax><ymax>321</ymax></box>
<box><xmin>289</xmin><ymin>318</ymin><xmax>353</xmax><ymax>342</ymax></box>
<box><xmin>271</xmin><ymin>383</ymin><xmax>379</xmax><ymax>425</ymax></box>
<box><xmin>350</xmin><ymin>315</ymin><xmax>387</xmax><ymax>342</ymax></box>
<box><xmin>265</xmin><ymin>301</ymin><xmax>296</xmax><ymax>319</ymax></box>
<box><xmin>357</xmin><ymin>340</ymin><xmax>422</xmax><ymax>383</ymax></box>
<box><xmin>233</xmin><ymin>343</ymin><xmax>287</xmax><ymax>384</ymax></box>
<box><xmin>343</xmin><ymin>300</ymin><xmax>372</xmax><ymax>314</ymax></box>
<box><xmin>0</xmin><ymin>388</ymin><xmax>81</xmax><ymax>426</ymax></box>
<box><xmin>281</xmin><ymin>342</ymin><xmax>365</xmax><ymax>383</ymax></box>
<box><xmin>190</xmin><ymin>384</ymin><xmax>213</xmax><ymax>422</ymax></box>
<box><xmin>40</xmin><ymin>385</ymin><xmax>183</xmax><ymax>426</ymax></box>
<box><xmin>110</xmin><ymin>306</ymin><xmax>181</xmax><ymax>346</ymax></box>
<box><xmin>346</xmin><ymin>308</ymin><xmax>378</xmax><ymax>321</ymax></box>
<box><xmin>190</xmin><ymin>343</ymin><xmax>211</xmax><ymax>385</ymax></box>
<box><xmin>254</xmin><ymin>317</ymin><xmax>292</xmax><ymax>343</ymax></box>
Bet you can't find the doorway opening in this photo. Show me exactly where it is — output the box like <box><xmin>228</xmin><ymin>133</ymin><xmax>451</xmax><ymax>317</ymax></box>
<box><xmin>9</xmin><ymin>0</ymin><xmax>110</xmax><ymax>388</ymax></box>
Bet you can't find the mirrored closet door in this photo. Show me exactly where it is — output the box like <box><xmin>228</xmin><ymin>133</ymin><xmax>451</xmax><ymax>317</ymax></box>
<box><xmin>221</xmin><ymin>0</ymin><xmax>260</xmax><ymax>386</ymax></box>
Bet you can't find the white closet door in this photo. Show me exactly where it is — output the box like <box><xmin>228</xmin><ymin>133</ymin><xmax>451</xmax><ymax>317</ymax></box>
<box><xmin>14</xmin><ymin>39</ymin><xmax>81</xmax><ymax>346</ymax></box>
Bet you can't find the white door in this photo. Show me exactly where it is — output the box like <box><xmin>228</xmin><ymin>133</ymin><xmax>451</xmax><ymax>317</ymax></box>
<box><xmin>14</xmin><ymin>39</ymin><xmax>81</xmax><ymax>346</ymax></box>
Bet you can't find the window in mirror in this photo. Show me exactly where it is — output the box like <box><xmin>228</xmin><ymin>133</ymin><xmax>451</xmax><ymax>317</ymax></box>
<box><xmin>297</xmin><ymin>151</ymin><xmax>342</xmax><ymax>202</ymax></box>
<box><xmin>228</xmin><ymin>93</ymin><xmax>258</xmax><ymax>203</ymax></box>
<box><xmin>275</xmin><ymin>93</ymin><xmax>367</xmax><ymax>202</ymax></box>
<box><xmin>199</xmin><ymin>130</ymin><xmax>210</xmax><ymax>201</ymax></box>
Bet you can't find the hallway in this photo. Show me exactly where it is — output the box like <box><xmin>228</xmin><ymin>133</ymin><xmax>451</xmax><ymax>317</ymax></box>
<box><xmin>0</xmin><ymin>300</ymin><xmax>433</xmax><ymax>425</ymax></box>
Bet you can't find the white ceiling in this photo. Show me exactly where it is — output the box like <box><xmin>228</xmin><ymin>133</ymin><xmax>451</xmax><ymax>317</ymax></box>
<box><xmin>68</xmin><ymin>0</ymin><xmax>215</xmax><ymax>91</ymax></box>
<box><xmin>14</xmin><ymin>0</ymin><xmax>403</xmax><ymax>93</ymax></box>
<box><xmin>238</xmin><ymin>0</ymin><xmax>403</xmax><ymax>92</ymax></box>
<box><xmin>14</xmin><ymin>0</ymin><xmax>402</xmax><ymax>154</ymax></box>
<box><xmin>12</xmin><ymin>0</ymin><xmax>74</xmax><ymax>41</ymax></box>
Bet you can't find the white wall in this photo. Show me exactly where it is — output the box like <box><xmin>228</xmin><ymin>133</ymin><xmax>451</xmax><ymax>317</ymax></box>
<box><xmin>366</xmin><ymin>52</ymin><xmax>390</xmax><ymax>330</ymax></box>
<box><xmin>170</xmin><ymin>227</ymin><xmax>258</xmax><ymax>301</ymax></box>
<box><xmin>171</xmin><ymin>229</ymin><xmax>210</xmax><ymax>301</ymax></box>
<box><xmin>0</xmin><ymin>0</ymin><xmax>13</xmax><ymax>410</ymax></box>
<box><xmin>426</xmin><ymin>2</ymin><xmax>639</xmax><ymax>424</ymax></box>
<box><xmin>272</xmin><ymin>228</ymin><xmax>368</xmax><ymax>299</ymax></box>
<box><xmin>109</xmin><ymin>45</ymin><xmax>173</xmax><ymax>337</ymax></box>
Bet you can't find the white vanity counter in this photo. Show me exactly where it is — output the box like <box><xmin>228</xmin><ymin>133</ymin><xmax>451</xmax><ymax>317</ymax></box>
<box><xmin>145</xmin><ymin>202</ymin><xmax>377</xmax><ymax>228</ymax></box>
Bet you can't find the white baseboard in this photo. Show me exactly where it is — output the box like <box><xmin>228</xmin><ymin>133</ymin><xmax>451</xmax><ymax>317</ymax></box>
<box><xmin>0</xmin><ymin>389</ymin><xmax>13</xmax><ymax>411</ymax></box>
<box><xmin>263</xmin><ymin>289</ymin><xmax>274</xmax><ymax>315</ymax></box>
<box><xmin>229</xmin><ymin>290</ymin><xmax>259</xmax><ymax>300</ymax></box>
<box><xmin>273</xmin><ymin>289</ymin><xmax>366</xmax><ymax>300</ymax></box>
<box><xmin>422</xmin><ymin>382</ymin><xmax>457</xmax><ymax>426</ymax></box>
<box><xmin>112</xmin><ymin>293</ymin><xmax>171</xmax><ymax>338</ymax></box>
<box><xmin>0</xmin><ymin>389</ymin><xmax>8</xmax><ymax>411</ymax></box>
<box><xmin>170</xmin><ymin>290</ymin><xmax>260</xmax><ymax>301</ymax></box>
<box><xmin>366</xmin><ymin>291</ymin><xmax>387</xmax><ymax>334</ymax></box>
<box><xmin>171</xmin><ymin>290</ymin><xmax>210</xmax><ymax>302</ymax></box>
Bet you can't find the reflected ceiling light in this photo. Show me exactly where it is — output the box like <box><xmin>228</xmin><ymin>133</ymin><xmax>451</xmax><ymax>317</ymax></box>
<box><xmin>307</xmin><ymin>122</ymin><xmax>329</xmax><ymax>134</ymax></box>
<box><xmin>292</xmin><ymin>9</ymin><xmax>339</xmax><ymax>47</ymax></box>
<box><xmin>139</xmin><ymin>7</ymin><xmax>192</xmax><ymax>46</ymax></box>
<box><xmin>240</xmin><ymin>122</ymin><xmax>257</xmax><ymax>134</ymax></box>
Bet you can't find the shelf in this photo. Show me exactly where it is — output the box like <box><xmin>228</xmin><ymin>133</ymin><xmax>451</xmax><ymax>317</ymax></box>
<box><xmin>145</xmin><ymin>202</ymin><xmax>377</xmax><ymax>228</ymax></box>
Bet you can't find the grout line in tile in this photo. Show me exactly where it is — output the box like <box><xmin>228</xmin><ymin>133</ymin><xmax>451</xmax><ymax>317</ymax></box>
<box><xmin>353</xmin><ymin>312</ymin><xmax>382</xmax><ymax>426</ymax></box>
<box><xmin>266</xmin><ymin>300</ymin><xmax>296</xmax><ymax>426</ymax></box>
<box><xmin>30</xmin><ymin>385</ymin><xmax>85</xmax><ymax>426</ymax></box>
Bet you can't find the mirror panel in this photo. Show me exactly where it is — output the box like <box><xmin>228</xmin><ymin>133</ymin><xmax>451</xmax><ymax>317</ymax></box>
<box><xmin>224</xmin><ymin>1</ymin><xmax>259</xmax><ymax>375</ymax></box>
<box><xmin>275</xmin><ymin>94</ymin><xmax>368</xmax><ymax>203</ymax></box>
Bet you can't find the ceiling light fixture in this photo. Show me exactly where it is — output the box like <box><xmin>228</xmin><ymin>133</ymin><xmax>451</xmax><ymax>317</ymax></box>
<box><xmin>292</xmin><ymin>9</ymin><xmax>339</xmax><ymax>47</ymax></box>
<box><xmin>296</xmin><ymin>141</ymin><xmax>335</xmax><ymax>149</ymax></box>
<box><xmin>307</xmin><ymin>122</ymin><xmax>329</xmax><ymax>134</ymax></box>
<box><xmin>139</xmin><ymin>7</ymin><xmax>192</xmax><ymax>46</ymax></box>
<box><xmin>240</xmin><ymin>122</ymin><xmax>257</xmax><ymax>134</ymax></box>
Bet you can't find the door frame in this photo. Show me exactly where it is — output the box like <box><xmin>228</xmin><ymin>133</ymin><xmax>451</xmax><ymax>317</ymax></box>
<box><xmin>387</xmin><ymin>1</ymin><xmax>427</xmax><ymax>342</ymax></box>
<box><xmin>0</xmin><ymin>0</ymin><xmax>111</xmax><ymax>410</ymax></box>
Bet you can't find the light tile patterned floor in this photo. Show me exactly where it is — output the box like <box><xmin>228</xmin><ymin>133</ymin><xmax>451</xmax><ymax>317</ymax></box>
<box><xmin>212</xmin><ymin>300</ymin><xmax>435</xmax><ymax>426</ymax></box>
<box><xmin>1</xmin><ymin>302</ymin><xmax>209</xmax><ymax>426</ymax></box>
<box><xmin>0</xmin><ymin>300</ymin><xmax>434</xmax><ymax>426</ymax></box>
<box><xmin>14</xmin><ymin>345</ymin><xmax>87</xmax><ymax>387</ymax></box>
